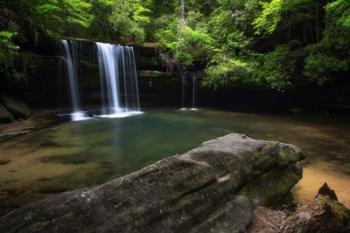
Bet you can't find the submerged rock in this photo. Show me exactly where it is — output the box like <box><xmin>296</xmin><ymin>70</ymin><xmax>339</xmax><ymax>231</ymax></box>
<box><xmin>1</xmin><ymin>94</ymin><xmax>31</xmax><ymax>119</ymax></box>
<box><xmin>0</xmin><ymin>134</ymin><xmax>304</xmax><ymax>233</ymax></box>
<box><xmin>0</xmin><ymin>160</ymin><xmax>10</xmax><ymax>165</ymax></box>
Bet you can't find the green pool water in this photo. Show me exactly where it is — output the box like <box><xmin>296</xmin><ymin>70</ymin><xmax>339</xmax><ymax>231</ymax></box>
<box><xmin>1</xmin><ymin>108</ymin><xmax>350</xmax><ymax>214</ymax></box>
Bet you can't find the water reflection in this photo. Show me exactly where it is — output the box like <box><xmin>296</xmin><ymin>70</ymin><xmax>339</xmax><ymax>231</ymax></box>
<box><xmin>0</xmin><ymin>108</ymin><xmax>350</xmax><ymax>214</ymax></box>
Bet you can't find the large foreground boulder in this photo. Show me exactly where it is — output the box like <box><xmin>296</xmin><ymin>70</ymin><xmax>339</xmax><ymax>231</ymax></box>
<box><xmin>1</xmin><ymin>94</ymin><xmax>31</xmax><ymax>119</ymax></box>
<box><xmin>0</xmin><ymin>134</ymin><xmax>304</xmax><ymax>233</ymax></box>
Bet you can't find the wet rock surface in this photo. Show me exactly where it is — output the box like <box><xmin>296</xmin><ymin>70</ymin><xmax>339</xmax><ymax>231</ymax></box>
<box><xmin>1</xmin><ymin>95</ymin><xmax>31</xmax><ymax>119</ymax></box>
<box><xmin>0</xmin><ymin>133</ymin><xmax>304</xmax><ymax>233</ymax></box>
<box><xmin>0</xmin><ymin>103</ymin><xmax>14</xmax><ymax>123</ymax></box>
<box><xmin>0</xmin><ymin>108</ymin><xmax>60</xmax><ymax>142</ymax></box>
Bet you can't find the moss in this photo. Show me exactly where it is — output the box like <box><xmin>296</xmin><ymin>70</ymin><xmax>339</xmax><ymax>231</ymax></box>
<box><xmin>276</xmin><ymin>145</ymin><xmax>304</xmax><ymax>168</ymax></box>
<box><xmin>314</xmin><ymin>183</ymin><xmax>350</xmax><ymax>226</ymax></box>
<box><xmin>24</xmin><ymin>220</ymin><xmax>51</xmax><ymax>232</ymax></box>
<box><xmin>238</xmin><ymin>163</ymin><xmax>302</xmax><ymax>208</ymax></box>
<box><xmin>331</xmin><ymin>202</ymin><xmax>350</xmax><ymax>225</ymax></box>
<box><xmin>316</xmin><ymin>195</ymin><xmax>350</xmax><ymax>225</ymax></box>
<box><xmin>251</xmin><ymin>149</ymin><xmax>275</xmax><ymax>173</ymax></box>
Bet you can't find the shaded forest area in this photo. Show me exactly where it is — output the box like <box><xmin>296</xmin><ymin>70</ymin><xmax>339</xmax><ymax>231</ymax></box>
<box><xmin>0</xmin><ymin>0</ymin><xmax>349</xmax><ymax>110</ymax></box>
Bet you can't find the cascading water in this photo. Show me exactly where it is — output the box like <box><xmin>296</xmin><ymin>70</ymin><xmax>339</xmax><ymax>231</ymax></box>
<box><xmin>60</xmin><ymin>40</ymin><xmax>89</xmax><ymax>121</ymax></box>
<box><xmin>60</xmin><ymin>39</ymin><xmax>141</xmax><ymax>121</ymax></box>
<box><xmin>96</xmin><ymin>42</ymin><xmax>142</xmax><ymax>118</ymax></box>
<box><xmin>180</xmin><ymin>73</ymin><xmax>187</xmax><ymax>111</ymax></box>
<box><xmin>179</xmin><ymin>0</ymin><xmax>188</xmax><ymax>111</ymax></box>
<box><xmin>96</xmin><ymin>43</ymin><xmax>121</xmax><ymax>114</ymax></box>
<box><xmin>191</xmin><ymin>76</ymin><xmax>198</xmax><ymax>111</ymax></box>
<box><xmin>180</xmin><ymin>74</ymin><xmax>199</xmax><ymax>111</ymax></box>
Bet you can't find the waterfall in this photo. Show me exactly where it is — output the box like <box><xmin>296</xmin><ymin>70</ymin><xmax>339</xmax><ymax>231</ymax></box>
<box><xmin>96</xmin><ymin>43</ymin><xmax>121</xmax><ymax>114</ymax></box>
<box><xmin>60</xmin><ymin>40</ymin><xmax>89</xmax><ymax>121</ymax></box>
<box><xmin>178</xmin><ymin>0</ymin><xmax>198</xmax><ymax>111</ymax></box>
<box><xmin>179</xmin><ymin>74</ymin><xmax>199</xmax><ymax>111</ymax></box>
<box><xmin>191</xmin><ymin>76</ymin><xmax>198</xmax><ymax>111</ymax></box>
<box><xmin>179</xmin><ymin>0</ymin><xmax>189</xmax><ymax>111</ymax></box>
<box><xmin>59</xmin><ymin>39</ymin><xmax>141</xmax><ymax>121</ymax></box>
<box><xmin>96</xmin><ymin>42</ymin><xmax>141</xmax><ymax>118</ymax></box>
<box><xmin>180</xmin><ymin>73</ymin><xmax>187</xmax><ymax>111</ymax></box>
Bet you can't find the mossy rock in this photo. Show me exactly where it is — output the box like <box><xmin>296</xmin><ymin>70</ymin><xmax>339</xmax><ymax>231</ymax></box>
<box><xmin>238</xmin><ymin>163</ymin><xmax>302</xmax><ymax>208</ymax></box>
<box><xmin>315</xmin><ymin>183</ymin><xmax>350</xmax><ymax>225</ymax></box>
<box><xmin>0</xmin><ymin>103</ymin><xmax>14</xmax><ymax>123</ymax></box>
<box><xmin>1</xmin><ymin>95</ymin><xmax>31</xmax><ymax>119</ymax></box>
<box><xmin>0</xmin><ymin>160</ymin><xmax>10</xmax><ymax>165</ymax></box>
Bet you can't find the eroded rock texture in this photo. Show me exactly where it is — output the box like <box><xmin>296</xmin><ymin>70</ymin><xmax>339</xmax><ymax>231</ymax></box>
<box><xmin>248</xmin><ymin>183</ymin><xmax>350</xmax><ymax>233</ymax></box>
<box><xmin>0</xmin><ymin>134</ymin><xmax>304</xmax><ymax>233</ymax></box>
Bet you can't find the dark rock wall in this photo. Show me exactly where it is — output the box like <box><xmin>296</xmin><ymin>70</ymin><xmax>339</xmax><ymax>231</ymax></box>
<box><xmin>7</xmin><ymin>42</ymin><xmax>350</xmax><ymax>112</ymax></box>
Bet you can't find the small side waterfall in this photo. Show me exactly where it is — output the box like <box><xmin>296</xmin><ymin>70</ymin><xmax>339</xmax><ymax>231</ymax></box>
<box><xmin>60</xmin><ymin>40</ymin><xmax>89</xmax><ymax>121</ymax></box>
<box><xmin>191</xmin><ymin>76</ymin><xmax>198</xmax><ymax>111</ymax></box>
<box><xmin>180</xmin><ymin>73</ymin><xmax>187</xmax><ymax>110</ymax></box>
<box><xmin>178</xmin><ymin>0</ymin><xmax>199</xmax><ymax>111</ymax></box>
<box><xmin>180</xmin><ymin>74</ymin><xmax>199</xmax><ymax>111</ymax></box>
<box><xmin>96</xmin><ymin>42</ymin><xmax>141</xmax><ymax>118</ymax></box>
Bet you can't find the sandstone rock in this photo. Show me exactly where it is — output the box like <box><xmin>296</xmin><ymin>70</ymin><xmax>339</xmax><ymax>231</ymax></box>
<box><xmin>0</xmin><ymin>103</ymin><xmax>14</xmax><ymax>123</ymax></box>
<box><xmin>248</xmin><ymin>184</ymin><xmax>350</xmax><ymax>233</ymax></box>
<box><xmin>1</xmin><ymin>94</ymin><xmax>31</xmax><ymax>119</ymax></box>
<box><xmin>281</xmin><ymin>183</ymin><xmax>350</xmax><ymax>233</ymax></box>
<box><xmin>0</xmin><ymin>134</ymin><xmax>304</xmax><ymax>233</ymax></box>
<box><xmin>0</xmin><ymin>130</ymin><xmax>29</xmax><ymax>142</ymax></box>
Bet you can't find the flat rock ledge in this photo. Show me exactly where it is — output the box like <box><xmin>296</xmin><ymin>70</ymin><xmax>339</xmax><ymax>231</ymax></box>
<box><xmin>0</xmin><ymin>134</ymin><xmax>304</xmax><ymax>233</ymax></box>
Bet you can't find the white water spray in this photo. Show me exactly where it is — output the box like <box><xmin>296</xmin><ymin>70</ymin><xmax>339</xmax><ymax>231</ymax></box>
<box><xmin>96</xmin><ymin>42</ymin><xmax>142</xmax><ymax>118</ymax></box>
<box><xmin>60</xmin><ymin>40</ymin><xmax>89</xmax><ymax>121</ymax></box>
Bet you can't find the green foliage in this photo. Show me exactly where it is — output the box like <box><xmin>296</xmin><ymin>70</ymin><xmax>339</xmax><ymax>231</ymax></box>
<box><xmin>108</xmin><ymin>0</ymin><xmax>152</xmax><ymax>43</ymax></box>
<box><xmin>156</xmin><ymin>10</ymin><xmax>213</xmax><ymax>68</ymax></box>
<box><xmin>0</xmin><ymin>30</ymin><xmax>22</xmax><ymax>81</ymax></box>
<box><xmin>203</xmin><ymin>0</ymin><xmax>350</xmax><ymax>90</ymax></box>
<box><xmin>253</xmin><ymin>0</ymin><xmax>283</xmax><ymax>35</ymax></box>
<box><xmin>304</xmin><ymin>53</ymin><xmax>348</xmax><ymax>85</ymax></box>
<box><xmin>327</xmin><ymin>0</ymin><xmax>350</xmax><ymax>27</ymax></box>
<box><xmin>203</xmin><ymin>55</ymin><xmax>255</xmax><ymax>89</ymax></box>
<box><xmin>1</xmin><ymin>0</ymin><xmax>349</xmax><ymax>91</ymax></box>
<box><xmin>303</xmin><ymin>0</ymin><xmax>350</xmax><ymax>85</ymax></box>
<box><xmin>7</xmin><ymin>0</ymin><xmax>93</xmax><ymax>37</ymax></box>
<box><xmin>203</xmin><ymin>44</ymin><xmax>297</xmax><ymax>91</ymax></box>
<box><xmin>89</xmin><ymin>0</ymin><xmax>115</xmax><ymax>41</ymax></box>
<box><xmin>253</xmin><ymin>0</ymin><xmax>314</xmax><ymax>36</ymax></box>
<box><xmin>256</xmin><ymin>45</ymin><xmax>295</xmax><ymax>91</ymax></box>
<box><xmin>0</xmin><ymin>0</ymin><xmax>93</xmax><ymax>81</ymax></box>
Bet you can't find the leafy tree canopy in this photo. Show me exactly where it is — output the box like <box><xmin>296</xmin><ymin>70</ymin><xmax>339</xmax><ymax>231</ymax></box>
<box><xmin>0</xmin><ymin>0</ymin><xmax>349</xmax><ymax>91</ymax></box>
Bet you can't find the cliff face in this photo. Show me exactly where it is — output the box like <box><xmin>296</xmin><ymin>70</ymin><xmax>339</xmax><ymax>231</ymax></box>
<box><xmin>0</xmin><ymin>134</ymin><xmax>304</xmax><ymax>233</ymax></box>
<box><xmin>9</xmin><ymin>43</ymin><xmax>183</xmax><ymax>108</ymax></box>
